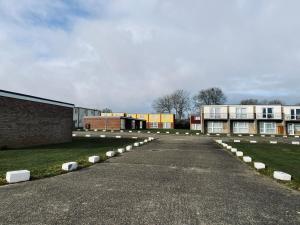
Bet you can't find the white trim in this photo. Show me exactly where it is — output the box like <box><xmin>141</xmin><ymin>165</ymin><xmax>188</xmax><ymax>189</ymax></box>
<box><xmin>0</xmin><ymin>90</ymin><xmax>74</xmax><ymax>108</ymax></box>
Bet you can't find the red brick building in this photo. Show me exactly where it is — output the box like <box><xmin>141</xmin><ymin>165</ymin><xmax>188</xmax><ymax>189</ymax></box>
<box><xmin>0</xmin><ymin>90</ymin><xmax>74</xmax><ymax>149</ymax></box>
<box><xmin>84</xmin><ymin>116</ymin><xmax>146</xmax><ymax>130</ymax></box>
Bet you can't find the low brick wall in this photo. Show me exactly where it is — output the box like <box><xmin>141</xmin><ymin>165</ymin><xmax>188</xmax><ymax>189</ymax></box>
<box><xmin>0</xmin><ymin>96</ymin><xmax>73</xmax><ymax>149</ymax></box>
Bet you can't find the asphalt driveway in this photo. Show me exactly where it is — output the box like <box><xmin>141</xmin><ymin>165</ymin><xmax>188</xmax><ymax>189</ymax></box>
<box><xmin>0</xmin><ymin>134</ymin><xmax>299</xmax><ymax>225</ymax></box>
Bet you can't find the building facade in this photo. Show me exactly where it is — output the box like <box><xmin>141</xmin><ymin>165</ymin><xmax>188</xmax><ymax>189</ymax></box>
<box><xmin>84</xmin><ymin>116</ymin><xmax>146</xmax><ymax>130</ymax></box>
<box><xmin>190</xmin><ymin>115</ymin><xmax>201</xmax><ymax>131</ymax></box>
<box><xmin>201</xmin><ymin>105</ymin><xmax>300</xmax><ymax>135</ymax></box>
<box><xmin>73</xmin><ymin>107</ymin><xmax>101</xmax><ymax>129</ymax></box>
<box><xmin>0</xmin><ymin>90</ymin><xmax>74</xmax><ymax>149</ymax></box>
<box><xmin>129</xmin><ymin>113</ymin><xmax>175</xmax><ymax>129</ymax></box>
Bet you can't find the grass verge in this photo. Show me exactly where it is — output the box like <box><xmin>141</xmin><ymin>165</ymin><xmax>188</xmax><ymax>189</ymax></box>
<box><xmin>0</xmin><ymin>137</ymin><xmax>139</xmax><ymax>185</ymax></box>
<box><xmin>227</xmin><ymin>142</ymin><xmax>300</xmax><ymax>190</ymax></box>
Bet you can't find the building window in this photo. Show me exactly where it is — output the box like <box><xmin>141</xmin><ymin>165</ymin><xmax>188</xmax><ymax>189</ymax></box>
<box><xmin>207</xmin><ymin>122</ymin><xmax>223</xmax><ymax>133</ymax></box>
<box><xmin>233</xmin><ymin>122</ymin><xmax>249</xmax><ymax>134</ymax></box>
<box><xmin>149</xmin><ymin>122</ymin><xmax>159</xmax><ymax>129</ymax></box>
<box><xmin>260</xmin><ymin>122</ymin><xmax>276</xmax><ymax>134</ymax></box>
<box><xmin>262</xmin><ymin>107</ymin><xmax>274</xmax><ymax>119</ymax></box>
<box><xmin>162</xmin><ymin>122</ymin><xmax>171</xmax><ymax>129</ymax></box>
<box><xmin>291</xmin><ymin>109</ymin><xmax>300</xmax><ymax>120</ymax></box>
<box><xmin>209</xmin><ymin>108</ymin><xmax>221</xmax><ymax>119</ymax></box>
<box><xmin>236</xmin><ymin>108</ymin><xmax>247</xmax><ymax>119</ymax></box>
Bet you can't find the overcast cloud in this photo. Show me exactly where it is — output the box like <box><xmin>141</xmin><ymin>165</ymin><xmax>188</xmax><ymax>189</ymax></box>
<box><xmin>0</xmin><ymin>0</ymin><xmax>300</xmax><ymax>112</ymax></box>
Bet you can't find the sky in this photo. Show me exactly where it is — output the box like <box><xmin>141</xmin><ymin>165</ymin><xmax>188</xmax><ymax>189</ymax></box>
<box><xmin>0</xmin><ymin>0</ymin><xmax>300</xmax><ymax>113</ymax></box>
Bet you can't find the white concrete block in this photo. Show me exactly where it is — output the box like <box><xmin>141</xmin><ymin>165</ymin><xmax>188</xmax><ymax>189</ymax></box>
<box><xmin>234</xmin><ymin>140</ymin><xmax>241</xmax><ymax>143</ymax></box>
<box><xmin>94</xmin><ymin>129</ymin><xmax>98</xmax><ymax>132</ymax></box>
<box><xmin>102</xmin><ymin>130</ymin><xmax>106</xmax><ymax>132</ymax></box>
<box><xmin>227</xmin><ymin>134</ymin><xmax>231</xmax><ymax>137</ymax></box>
<box><xmin>157</xmin><ymin>131</ymin><xmax>160</xmax><ymax>134</ymax></box>
<box><xmin>129</xmin><ymin>130</ymin><xmax>132</xmax><ymax>133</ymax></box>
<box><xmin>126</xmin><ymin>145</ymin><xmax>133</xmax><ymax>151</ymax></box>
<box><xmin>117</xmin><ymin>148</ymin><xmax>125</xmax><ymax>154</ymax></box>
<box><xmin>231</xmin><ymin>148</ymin><xmax>237</xmax><ymax>153</ymax></box>
<box><xmin>137</xmin><ymin>131</ymin><xmax>141</xmax><ymax>133</ymax></box>
<box><xmin>110</xmin><ymin>130</ymin><xmax>114</xmax><ymax>133</ymax></box>
<box><xmin>250</xmin><ymin>134</ymin><xmax>254</xmax><ymax>137</ymax></box>
<box><xmin>139</xmin><ymin>142</ymin><xmax>144</xmax><ymax>145</ymax></box>
<box><xmin>100</xmin><ymin>135</ymin><xmax>106</xmax><ymax>138</ymax></box>
<box><xmin>216</xmin><ymin>134</ymin><xmax>220</xmax><ymax>136</ymax></box>
<box><xmin>222</xmin><ymin>143</ymin><xmax>228</xmax><ymax>147</ymax></box>
<box><xmin>120</xmin><ymin>130</ymin><xmax>124</xmax><ymax>133</ymax></box>
<box><xmin>295</xmin><ymin>136</ymin><xmax>299</xmax><ymax>138</ymax></box>
<box><xmin>176</xmin><ymin>132</ymin><xmax>180</xmax><ymax>135</ymax></box>
<box><xmin>185</xmin><ymin>132</ymin><xmax>189</xmax><ymax>135</ymax></box>
<box><xmin>254</xmin><ymin>162</ymin><xmax>265</xmax><ymax>170</ymax></box>
<box><xmin>273</xmin><ymin>171</ymin><xmax>292</xmax><ymax>181</ymax></box>
<box><xmin>88</xmin><ymin>156</ymin><xmax>100</xmax><ymax>163</ymax></box>
<box><xmin>270</xmin><ymin>141</ymin><xmax>277</xmax><ymax>144</ymax></box>
<box><xmin>227</xmin><ymin>146</ymin><xmax>232</xmax><ymax>150</ymax></box>
<box><xmin>85</xmin><ymin>134</ymin><xmax>91</xmax><ymax>137</ymax></box>
<box><xmin>283</xmin><ymin>135</ymin><xmax>288</xmax><ymax>138</ymax></box>
<box><xmin>215</xmin><ymin>140</ymin><xmax>222</xmax><ymax>144</ymax></box>
<box><xmin>243</xmin><ymin>156</ymin><xmax>252</xmax><ymax>163</ymax></box>
<box><xmin>133</xmin><ymin>142</ymin><xmax>140</xmax><ymax>147</ymax></box>
<box><xmin>250</xmin><ymin>140</ymin><xmax>257</xmax><ymax>144</ymax></box>
<box><xmin>292</xmin><ymin>141</ymin><xmax>300</xmax><ymax>145</ymax></box>
<box><xmin>147</xmin><ymin>131</ymin><xmax>151</xmax><ymax>134</ymax></box>
<box><xmin>236</xmin><ymin>151</ymin><xmax>243</xmax><ymax>157</ymax></box>
<box><xmin>115</xmin><ymin>136</ymin><xmax>122</xmax><ymax>139</ymax></box>
<box><xmin>72</xmin><ymin>134</ymin><xmax>77</xmax><ymax>137</ymax></box>
<box><xmin>6</xmin><ymin>170</ymin><xmax>30</xmax><ymax>184</ymax></box>
<box><xmin>207</xmin><ymin>134</ymin><xmax>210</xmax><ymax>136</ymax></box>
<box><xmin>261</xmin><ymin>135</ymin><xmax>265</xmax><ymax>137</ymax></box>
<box><xmin>166</xmin><ymin>131</ymin><xmax>170</xmax><ymax>134</ymax></box>
<box><xmin>271</xmin><ymin>135</ymin><xmax>275</xmax><ymax>138</ymax></box>
<box><xmin>196</xmin><ymin>133</ymin><xmax>200</xmax><ymax>135</ymax></box>
<box><xmin>148</xmin><ymin>137</ymin><xmax>154</xmax><ymax>141</ymax></box>
<box><xmin>144</xmin><ymin>139</ymin><xmax>148</xmax><ymax>143</ymax></box>
<box><xmin>106</xmin><ymin>151</ymin><xmax>115</xmax><ymax>158</ymax></box>
<box><xmin>238</xmin><ymin>134</ymin><xmax>242</xmax><ymax>137</ymax></box>
<box><xmin>132</xmin><ymin>137</ymin><xmax>138</xmax><ymax>139</ymax></box>
<box><xmin>62</xmin><ymin>162</ymin><xmax>78</xmax><ymax>171</ymax></box>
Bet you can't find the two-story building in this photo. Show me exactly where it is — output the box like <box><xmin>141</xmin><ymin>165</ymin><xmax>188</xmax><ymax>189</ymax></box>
<box><xmin>201</xmin><ymin>105</ymin><xmax>300</xmax><ymax>135</ymax></box>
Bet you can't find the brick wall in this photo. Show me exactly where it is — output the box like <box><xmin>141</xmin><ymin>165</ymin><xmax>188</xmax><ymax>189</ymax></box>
<box><xmin>0</xmin><ymin>96</ymin><xmax>73</xmax><ymax>149</ymax></box>
<box><xmin>84</xmin><ymin>117</ymin><xmax>121</xmax><ymax>130</ymax></box>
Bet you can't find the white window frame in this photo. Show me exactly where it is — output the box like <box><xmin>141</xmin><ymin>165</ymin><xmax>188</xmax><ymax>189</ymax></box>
<box><xmin>162</xmin><ymin>122</ymin><xmax>171</xmax><ymax>129</ymax></box>
<box><xmin>233</xmin><ymin>122</ymin><xmax>249</xmax><ymax>134</ymax></box>
<box><xmin>262</xmin><ymin>107</ymin><xmax>274</xmax><ymax>119</ymax></box>
<box><xmin>207</xmin><ymin>122</ymin><xmax>223</xmax><ymax>133</ymax></box>
<box><xmin>209</xmin><ymin>107</ymin><xmax>221</xmax><ymax>119</ymax></box>
<box><xmin>236</xmin><ymin>108</ymin><xmax>247</xmax><ymax>119</ymax></box>
<box><xmin>149</xmin><ymin>122</ymin><xmax>159</xmax><ymax>129</ymax></box>
<box><xmin>260</xmin><ymin>122</ymin><xmax>276</xmax><ymax>134</ymax></box>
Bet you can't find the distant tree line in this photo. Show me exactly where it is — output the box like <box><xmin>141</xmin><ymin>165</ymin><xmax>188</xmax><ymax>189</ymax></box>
<box><xmin>152</xmin><ymin>87</ymin><xmax>298</xmax><ymax>119</ymax></box>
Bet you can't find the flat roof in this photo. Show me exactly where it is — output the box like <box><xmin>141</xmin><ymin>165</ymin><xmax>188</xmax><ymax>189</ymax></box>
<box><xmin>85</xmin><ymin>116</ymin><xmax>146</xmax><ymax>121</ymax></box>
<box><xmin>74</xmin><ymin>106</ymin><xmax>101</xmax><ymax>111</ymax></box>
<box><xmin>0</xmin><ymin>89</ymin><xmax>74</xmax><ymax>108</ymax></box>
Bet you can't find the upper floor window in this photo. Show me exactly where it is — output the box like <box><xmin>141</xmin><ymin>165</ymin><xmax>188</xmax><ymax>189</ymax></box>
<box><xmin>236</xmin><ymin>108</ymin><xmax>247</xmax><ymax>119</ymax></box>
<box><xmin>291</xmin><ymin>109</ymin><xmax>300</xmax><ymax>120</ymax></box>
<box><xmin>210</xmin><ymin>108</ymin><xmax>221</xmax><ymax>119</ymax></box>
<box><xmin>263</xmin><ymin>107</ymin><xmax>274</xmax><ymax>119</ymax></box>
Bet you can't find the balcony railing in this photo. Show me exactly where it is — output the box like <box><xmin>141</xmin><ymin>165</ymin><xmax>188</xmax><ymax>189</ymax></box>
<box><xmin>256</xmin><ymin>113</ymin><xmax>282</xmax><ymax>120</ymax></box>
<box><xmin>285</xmin><ymin>114</ymin><xmax>300</xmax><ymax>120</ymax></box>
<box><xmin>204</xmin><ymin>113</ymin><xmax>228</xmax><ymax>119</ymax></box>
<box><xmin>229</xmin><ymin>113</ymin><xmax>255</xmax><ymax>119</ymax></box>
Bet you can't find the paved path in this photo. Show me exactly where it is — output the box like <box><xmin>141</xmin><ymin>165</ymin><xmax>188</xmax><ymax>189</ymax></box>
<box><xmin>0</xmin><ymin>135</ymin><xmax>299</xmax><ymax>225</ymax></box>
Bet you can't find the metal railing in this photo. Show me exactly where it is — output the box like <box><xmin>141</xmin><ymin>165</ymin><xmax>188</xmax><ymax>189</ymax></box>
<box><xmin>256</xmin><ymin>113</ymin><xmax>282</xmax><ymax>120</ymax></box>
<box><xmin>229</xmin><ymin>113</ymin><xmax>255</xmax><ymax>119</ymax></box>
<box><xmin>285</xmin><ymin>114</ymin><xmax>300</xmax><ymax>120</ymax></box>
<box><xmin>203</xmin><ymin>113</ymin><xmax>228</xmax><ymax>119</ymax></box>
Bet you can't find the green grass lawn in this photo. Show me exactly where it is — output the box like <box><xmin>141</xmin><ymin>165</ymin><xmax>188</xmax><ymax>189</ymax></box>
<box><xmin>0</xmin><ymin>137</ymin><xmax>139</xmax><ymax>185</ymax></box>
<box><xmin>228</xmin><ymin>142</ymin><xmax>300</xmax><ymax>190</ymax></box>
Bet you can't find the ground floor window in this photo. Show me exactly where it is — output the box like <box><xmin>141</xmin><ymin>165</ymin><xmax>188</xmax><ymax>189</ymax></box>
<box><xmin>121</xmin><ymin>119</ymin><xmax>125</xmax><ymax>130</ymax></box>
<box><xmin>149</xmin><ymin>122</ymin><xmax>159</xmax><ymax>129</ymax></box>
<box><xmin>131</xmin><ymin>120</ymin><xmax>136</xmax><ymax>129</ymax></box>
<box><xmin>191</xmin><ymin>124</ymin><xmax>201</xmax><ymax>130</ymax></box>
<box><xmin>162</xmin><ymin>122</ymin><xmax>171</xmax><ymax>129</ymax></box>
<box><xmin>260</xmin><ymin>122</ymin><xmax>276</xmax><ymax>134</ymax></box>
<box><xmin>287</xmin><ymin>123</ymin><xmax>300</xmax><ymax>135</ymax></box>
<box><xmin>207</xmin><ymin>122</ymin><xmax>223</xmax><ymax>133</ymax></box>
<box><xmin>233</xmin><ymin>122</ymin><xmax>249</xmax><ymax>134</ymax></box>
<box><xmin>139</xmin><ymin>121</ymin><xmax>143</xmax><ymax>129</ymax></box>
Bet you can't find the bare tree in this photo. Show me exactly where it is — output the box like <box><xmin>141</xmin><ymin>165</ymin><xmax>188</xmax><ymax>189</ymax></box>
<box><xmin>171</xmin><ymin>90</ymin><xmax>191</xmax><ymax>119</ymax></box>
<box><xmin>152</xmin><ymin>95</ymin><xmax>173</xmax><ymax>113</ymax></box>
<box><xmin>101</xmin><ymin>108</ymin><xmax>112</xmax><ymax>113</ymax></box>
<box><xmin>267</xmin><ymin>99</ymin><xmax>285</xmax><ymax>105</ymax></box>
<box><xmin>240</xmin><ymin>99</ymin><xmax>259</xmax><ymax>105</ymax></box>
<box><xmin>193</xmin><ymin>87</ymin><xmax>226</xmax><ymax>108</ymax></box>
